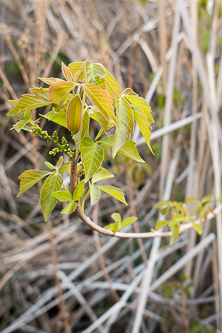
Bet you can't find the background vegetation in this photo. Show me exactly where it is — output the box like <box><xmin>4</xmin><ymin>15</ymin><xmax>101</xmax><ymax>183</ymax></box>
<box><xmin>0</xmin><ymin>0</ymin><xmax>222</xmax><ymax>332</ymax></box>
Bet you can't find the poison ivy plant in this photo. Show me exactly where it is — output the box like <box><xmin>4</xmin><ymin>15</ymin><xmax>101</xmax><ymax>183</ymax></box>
<box><xmin>155</xmin><ymin>195</ymin><xmax>214</xmax><ymax>244</ymax></box>
<box><xmin>8</xmin><ymin>59</ymin><xmax>154</xmax><ymax>234</ymax></box>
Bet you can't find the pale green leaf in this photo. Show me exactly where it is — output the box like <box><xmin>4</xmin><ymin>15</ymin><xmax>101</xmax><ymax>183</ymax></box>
<box><xmin>155</xmin><ymin>220</ymin><xmax>169</xmax><ymax>230</ymax></box>
<box><xmin>170</xmin><ymin>225</ymin><xmax>179</xmax><ymax>244</ymax></box>
<box><xmin>80</xmin><ymin>137</ymin><xmax>104</xmax><ymax>182</ymax></box>
<box><xmin>155</xmin><ymin>201</ymin><xmax>171</xmax><ymax>209</ymax></box>
<box><xmin>18</xmin><ymin>170</ymin><xmax>51</xmax><ymax>197</ymax></box>
<box><xmin>92</xmin><ymin>168</ymin><xmax>114</xmax><ymax>184</ymax></box>
<box><xmin>89</xmin><ymin>106</ymin><xmax>109</xmax><ymax>132</ymax></box>
<box><xmin>66</xmin><ymin>95</ymin><xmax>82</xmax><ymax>134</ymax></box>
<box><xmin>121</xmin><ymin>88</ymin><xmax>138</xmax><ymax>96</ymax></box>
<box><xmin>131</xmin><ymin>105</ymin><xmax>154</xmax><ymax>154</ymax></box>
<box><xmin>52</xmin><ymin>190</ymin><xmax>72</xmax><ymax>202</ymax></box>
<box><xmin>40</xmin><ymin>172</ymin><xmax>63</xmax><ymax>221</ymax></box>
<box><xmin>185</xmin><ymin>197</ymin><xmax>198</xmax><ymax>204</ymax></box>
<box><xmin>45</xmin><ymin>162</ymin><xmax>55</xmax><ymax>170</ymax></box>
<box><xmin>48</xmin><ymin>81</ymin><xmax>75</xmax><ymax>105</ymax></box>
<box><xmin>121</xmin><ymin>216</ymin><xmax>137</xmax><ymax>228</ymax></box>
<box><xmin>85</xmin><ymin>61</ymin><xmax>106</xmax><ymax>83</ymax></box>
<box><xmin>59</xmin><ymin>162</ymin><xmax>71</xmax><ymax>175</ymax></box>
<box><xmin>111</xmin><ymin>212</ymin><xmax>121</xmax><ymax>223</ymax></box>
<box><xmin>104</xmin><ymin>221</ymin><xmax>118</xmax><ymax>233</ymax></box>
<box><xmin>123</xmin><ymin>94</ymin><xmax>154</xmax><ymax>123</ymax></box>
<box><xmin>40</xmin><ymin>108</ymin><xmax>67</xmax><ymax>128</ymax></box>
<box><xmin>55</xmin><ymin>156</ymin><xmax>63</xmax><ymax>170</ymax></box>
<box><xmin>90</xmin><ymin>184</ymin><xmax>100</xmax><ymax>205</ymax></box>
<box><xmin>112</xmin><ymin>97</ymin><xmax>134</xmax><ymax>158</ymax></box>
<box><xmin>191</xmin><ymin>222</ymin><xmax>203</xmax><ymax>235</ymax></box>
<box><xmin>97</xmin><ymin>64</ymin><xmax>121</xmax><ymax>100</ymax></box>
<box><xmin>83</xmin><ymin>83</ymin><xmax>117</xmax><ymax>125</ymax></box>
<box><xmin>13</xmin><ymin>120</ymin><xmax>29</xmax><ymax>133</ymax></box>
<box><xmin>68</xmin><ymin>62</ymin><xmax>84</xmax><ymax>80</ymax></box>
<box><xmin>61</xmin><ymin>200</ymin><xmax>77</xmax><ymax>214</ymax></box>
<box><xmin>73</xmin><ymin>179</ymin><xmax>85</xmax><ymax>201</ymax></box>
<box><xmin>38</xmin><ymin>77</ymin><xmax>63</xmax><ymax>85</ymax></box>
<box><xmin>201</xmin><ymin>195</ymin><xmax>214</xmax><ymax>203</ymax></box>
<box><xmin>7</xmin><ymin>88</ymin><xmax>51</xmax><ymax>116</ymax></box>
<box><xmin>97</xmin><ymin>185</ymin><xmax>127</xmax><ymax>205</ymax></box>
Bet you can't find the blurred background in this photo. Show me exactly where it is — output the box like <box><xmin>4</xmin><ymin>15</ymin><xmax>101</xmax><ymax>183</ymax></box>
<box><xmin>0</xmin><ymin>0</ymin><xmax>222</xmax><ymax>332</ymax></box>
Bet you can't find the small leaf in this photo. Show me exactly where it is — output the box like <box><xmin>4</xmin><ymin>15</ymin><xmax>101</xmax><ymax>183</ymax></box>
<box><xmin>52</xmin><ymin>190</ymin><xmax>72</xmax><ymax>202</ymax></box>
<box><xmin>121</xmin><ymin>88</ymin><xmax>138</xmax><ymax>96</ymax></box>
<box><xmin>48</xmin><ymin>81</ymin><xmax>75</xmax><ymax>105</ymax></box>
<box><xmin>97</xmin><ymin>185</ymin><xmax>127</xmax><ymax>205</ymax></box>
<box><xmin>104</xmin><ymin>221</ymin><xmax>118</xmax><ymax>233</ymax></box>
<box><xmin>155</xmin><ymin>201</ymin><xmax>171</xmax><ymax>209</ymax></box>
<box><xmin>55</xmin><ymin>156</ymin><xmax>64</xmax><ymax>170</ymax></box>
<box><xmin>97</xmin><ymin>64</ymin><xmax>121</xmax><ymax>99</ymax></box>
<box><xmin>111</xmin><ymin>212</ymin><xmax>121</xmax><ymax>224</ymax></box>
<box><xmin>38</xmin><ymin>77</ymin><xmax>63</xmax><ymax>85</ymax></box>
<box><xmin>73</xmin><ymin>180</ymin><xmax>85</xmax><ymax>201</ymax></box>
<box><xmin>112</xmin><ymin>97</ymin><xmax>134</xmax><ymax>158</ymax></box>
<box><xmin>92</xmin><ymin>168</ymin><xmax>114</xmax><ymax>184</ymax></box>
<box><xmin>45</xmin><ymin>162</ymin><xmax>55</xmax><ymax>170</ymax></box>
<box><xmin>80</xmin><ymin>137</ymin><xmax>104</xmax><ymax>182</ymax></box>
<box><xmin>85</xmin><ymin>61</ymin><xmax>106</xmax><ymax>83</ymax></box>
<box><xmin>18</xmin><ymin>170</ymin><xmax>51</xmax><ymax>197</ymax></box>
<box><xmin>40</xmin><ymin>172</ymin><xmax>63</xmax><ymax>221</ymax></box>
<box><xmin>13</xmin><ymin>119</ymin><xmax>29</xmax><ymax>133</ymax></box>
<box><xmin>90</xmin><ymin>184</ymin><xmax>100</xmax><ymax>205</ymax></box>
<box><xmin>89</xmin><ymin>106</ymin><xmax>109</xmax><ymax>132</ymax></box>
<box><xmin>40</xmin><ymin>108</ymin><xmax>67</xmax><ymax>128</ymax></box>
<box><xmin>62</xmin><ymin>62</ymin><xmax>73</xmax><ymax>81</ymax></box>
<box><xmin>66</xmin><ymin>95</ymin><xmax>82</xmax><ymax>134</ymax></box>
<box><xmin>123</xmin><ymin>93</ymin><xmax>154</xmax><ymax>123</ymax></box>
<box><xmin>59</xmin><ymin>162</ymin><xmax>71</xmax><ymax>175</ymax></box>
<box><xmin>121</xmin><ymin>216</ymin><xmax>137</xmax><ymax>228</ymax></box>
<box><xmin>170</xmin><ymin>225</ymin><xmax>179</xmax><ymax>244</ymax></box>
<box><xmin>73</xmin><ymin>108</ymin><xmax>89</xmax><ymax>157</ymax></box>
<box><xmin>83</xmin><ymin>83</ymin><xmax>117</xmax><ymax>125</ymax></box>
<box><xmin>185</xmin><ymin>197</ymin><xmax>198</xmax><ymax>204</ymax></box>
<box><xmin>131</xmin><ymin>105</ymin><xmax>154</xmax><ymax>154</ymax></box>
<box><xmin>155</xmin><ymin>220</ymin><xmax>169</xmax><ymax>230</ymax></box>
<box><xmin>201</xmin><ymin>195</ymin><xmax>214</xmax><ymax>204</ymax></box>
<box><xmin>68</xmin><ymin>62</ymin><xmax>84</xmax><ymax>79</ymax></box>
<box><xmin>61</xmin><ymin>200</ymin><xmax>77</xmax><ymax>214</ymax></box>
<box><xmin>191</xmin><ymin>222</ymin><xmax>203</xmax><ymax>235</ymax></box>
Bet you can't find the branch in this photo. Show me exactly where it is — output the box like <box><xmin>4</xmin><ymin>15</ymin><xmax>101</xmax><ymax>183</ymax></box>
<box><xmin>75</xmin><ymin>204</ymin><xmax>222</xmax><ymax>239</ymax></box>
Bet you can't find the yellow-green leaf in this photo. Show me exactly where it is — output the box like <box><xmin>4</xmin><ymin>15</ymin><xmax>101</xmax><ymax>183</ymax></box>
<box><xmin>121</xmin><ymin>216</ymin><xmax>137</xmax><ymax>228</ymax></box>
<box><xmin>97</xmin><ymin>185</ymin><xmax>127</xmax><ymax>205</ymax></box>
<box><xmin>80</xmin><ymin>137</ymin><xmax>104</xmax><ymax>182</ymax></box>
<box><xmin>68</xmin><ymin>62</ymin><xmax>84</xmax><ymax>79</ymax></box>
<box><xmin>191</xmin><ymin>222</ymin><xmax>203</xmax><ymax>235</ymax></box>
<box><xmin>83</xmin><ymin>83</ymin><xmax>117</xmax><ymax>125</ymax></box>
<box><xmin>155</xmin><ymin>220</ymin><xmax>169</xmax><ymax>230</ymax></box>
<box><xmin>40</xmin><ymin>108</ymin><xmax>67</xmax><ymax>128</ymax></box>
<box><xmin>52</xmin><ymin>190</ymin><xmax>72</xmax><ymax>202</ymax></box>
<box><xmin>38</xmin><ymin>77</ymin><xmax>63</xmax><ymax>85</ymax></box>
<box><xmin>18</xmin><ymin>170</ymin><xmax>51</xmax><ymax>197</ymax></box>
<box><xmin>112</xmin><ymin>97</ymin><xmax>134</xmax><ymax>158</ymax></box>
<box><xmin>48</xmin><ymin>81</ymin><xmax>75</xmax><ymax>105</ymax></box>
<box><xmin>66</xmin><ymin>95</ymin><xmax>82</xmax><ymax>134</ymax></box>
<box><xmin>85</xmin><ymin>61</ymin><xmax>106</xmax><ymax>83</ymax></box>
<box><xmin>131</xmin><ymin>105</ymin><xmax>154</xmax><ymax>154</ymax></box>
<box><xmin>61</xmin><ymin>200</ymin><xmax>77</xmax><ymax>214</ymax></box>
<box><xmin>73</xmin><ymin>108</ymin><xmax>89</xmax><ymax>157</ymax></box>
<box><xmin>62</xmin><ymin>62</ymin><xmax>73</xmax><ymax>81</ymax></box>
<box><xmin>40</xmin><ymin>172</ymin><xmax>63</xmax><ymax>221</ymax></box>
<box><xmin>89</xmin><ymin>106</ymin><xmax>109</xmax><ymax>132</ymax></box>
<box><xmin>92</xmin><ymin>168</ymin><xmax>114</xmax><ymax>184</ymax></box>
<box><xmin>90</xmin><ymin>184</ymin><xmax>100</xmax><ymax>205</ymax></box>
<box><xmin>73</xmin><ymin>180</ymin><xmax>85</xmax><ymax>201</ymax></box>
<box><xmin>59</xmin><ymin>162</ymin><xmax>71</xmax><ymax>175</ymax></box>
<box><xmin>98</xmin><ymin>64</ymin><xmax>121</xmax><ymax>99</ymax></box>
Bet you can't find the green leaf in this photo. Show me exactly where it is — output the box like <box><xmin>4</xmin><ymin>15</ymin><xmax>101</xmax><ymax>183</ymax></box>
<box><xmin>98</xmin><ymin>64</ymin><xmax>121</xmax><ymax>100</ymax></box>
<box><xmin>97</xmin><ymin>185</ymin><xmax>127</xmax><ymax>205</ymax></box>
<box><xmin>45</xmin><ymin>162</ymin><xmax>55</xmax><ymax>170</ymax></box>
<box><xmin>38</xmin><ymin>77</ymin><xmax>63</xmax><ymax>85</ymax></box>
<box><xmin>40</xmin><ymin>108</ymin><xmax>67</xmax><ymax>128</ymax></box>
<box><xmin>90</xmin><ymin>184</ymin><xmax>100</xmax><ymax>205</ymax></box>
<box><xmin>62</xmin><ymin>62</ymin><xmax>73</xmax><ymax>81</ymax></box>
<box><xmin>131</xmin><ymin>105</ymin><xmax>154</xmax><ymax>154</ymax></box>
<box><xmin>68</xmin><ymin>62</ymin><xmax>84</xmax><ymax>79</ymax></box>
<box><xmin>99</xmin><ymin>136</ymin><xmax>144</xmax><ymax>163</ymax></box>
<box><xmin>89</xmin><ymin>106</ymin><xmax>109</xmax><ymax>132</ymax></box>
<box><xmin>112</xmin><ymin>97</ymin><xmax>134</xmax><ymax>158</ymax></box>
<box><xmin>80</xmin><ymin>137</ymin><xmax>104</xmax><ymax>182</ymax></box>
<box><xmin>201</xmin><ymin>195</ymin><xmax>214</xmax><ymax>204</ymax></box>
<box><xmin>85</xmin><ymin>61</ymin><xmax>106</xmax><ymax>83</ymax></box>
<box><xmin>155</xmin><ymin>220</ymin><xmax>169</xmax><ymax>230</ymax></box>
<box><xmin>66</xmin><ymin>95</ymin><xmax>82</xmax><ymax>134</ymax></box>
<box><xmin>123</xmin><ymin>93</ymin><xmax>154</xmax><ymax>124</ymax></box>
<box><xmin>18</xmin><ymin>170</ymin><xmax>51</xmax><ymax>197</ymax></box>
<box><xmin>83</xmin><ymin>83</ymin><xmax>118</xmax><ymax>125</ymax></box>
<box><xmin>7</xmin><ymin>88</ymin><xmax>51</xmax><ymax>116</ymax></box>
<box><xmin>48</xmin><ymin>81</ymin><xmax>75</xmax><ymax>105</ymax></box>
<box><xmin>92</xmin><ymin>167</ymin><xmax>114</xmax><ymax>184</ymax></box>
<box><xmin>73</xmin><ymin>180</ymin><xmax>85</xmax><ymax>201</ymax></box>
<box><xmin>104</xmin><ymin>221</ymin><xmax>118</xmax><ymax>233</ymax></box>
<box><xmin>185</xmin><ymin>197</ymin><xmax>198</xmax><ymax>204</ymax></box>
<box><xmin>121</xmin><ymin>88</ymin><xmax>138</xmax><ymax>96</ymax></box>
<box><xmin>13</xmin><ymin>119</ymin><xmax>29</xmax><ymax>133</ymax></box>
<box><xmin>52</xmin><ymin>190</ymin><xmax>72</xmax><ymax>202</ymax></box>
<box><xmin>55</xmin><ymin>156</ymin><xmax>64</xmax><ymax>170</ymax></box>
<box><xmin>61</xmin><ymin>200</ymin><xmax>77</xmax><ymax>214</ymax></box>
<box><xmin>40</xmin><ymin>172</ymin><xmax>63</xmax><ymax>221</ymax></box>
<box><xmin>155</xmin><ymin>201</ymin><xmax>171</xmax><ymax>209</ymax></box>
<box><xmin>191</xmin><ymin>222</ymin><xmax>203</xmax><ymax>235</ymax></box>
<box><xmin>111</xmin><ymin>212</ymin><xmax>121</xmax><ymax>223</ymax></box>
<box><xmin>121</xmin><ymin>216</ymin><xmax>137</xmax><ymax>228</ymax></box>
<box><xmin>72</xmin><ymin>108</ymin><xmax>89</xmax><ymax>157</ymax></box>
<box><xmin>59</xmin><ymin>162</ymin><xmax>71</xmax><ymax>175</ymax></box>
<box><xmin>170</xmin><ymin>225</ymin><xmax>179</xmax><ymax>244</ymax></box>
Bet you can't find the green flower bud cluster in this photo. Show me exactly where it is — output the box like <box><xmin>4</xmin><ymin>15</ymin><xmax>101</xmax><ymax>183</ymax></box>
<box><xmin>49</xmin><ymin>147</ymin><xmax>60</xmax><ymax>156</ymax></box>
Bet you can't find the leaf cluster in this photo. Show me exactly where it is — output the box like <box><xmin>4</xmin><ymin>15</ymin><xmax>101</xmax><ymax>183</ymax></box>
<box><xmin>155</xmin><ymin>195</ymin><xmax>214</xmax><ymax>244</ymax></box>
<box><xmin>8</xmin><ymin>59</ymin><xmax>154</xmax><ymax>226</ymax></box>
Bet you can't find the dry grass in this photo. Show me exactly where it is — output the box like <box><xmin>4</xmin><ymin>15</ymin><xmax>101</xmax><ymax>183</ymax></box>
<box><xmin>0</xmin><ymin>0</ymin><xmax>222</xmax><ymax>332</ymax></box>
